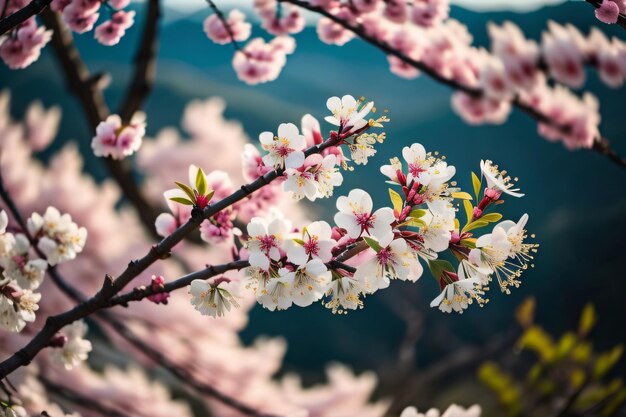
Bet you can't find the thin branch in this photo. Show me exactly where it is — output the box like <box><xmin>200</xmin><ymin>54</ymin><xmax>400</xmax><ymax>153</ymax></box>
<box><xmin>204</xmin><ymin>0</ymin><xmax>244</xmax><ymax>51</ymax></box>
<box><xmin>0</xmin><ymin>0</ymin><xmax>51</xmax><ymax>36</ymax></box>
<box><xmin>40</xmin><ymin>376</ymin><xmax>134</xmax><ymax>417</ymax></box>
<box><xmin>118</xmin><ymin>0</ymin><xmax>161</xmax><ymax>123</ymax></box>
<box><xmin>0</xmin><ymin>135</ymin><xmax>339</xmax><ymax>380</ymax></box>
<box><xmin>38</xmin><ymin>9</ymin><xmax>163</xmax><ymax>239</ymax></box>
<box><xmin>584</xmin><ymin>0</ymin><xmax>626</xmax><ymax>30</ymax></box>
<box><xmin>279</xmin><ymin>0</ymin><xmax>626</xmax><ymax>170</ymax></box>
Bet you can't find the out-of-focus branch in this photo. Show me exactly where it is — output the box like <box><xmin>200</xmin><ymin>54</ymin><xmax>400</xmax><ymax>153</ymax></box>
<box><xmin>0</xmin><ymin>136</ymin><xmax>340</xmax><ymax>380</ymax></box>
<box><xmin>584</xmin><ymin>0</ymin><xmax>626</xmax><ymax>30</ymax></box>
<box><xmin>38</xmin><ymin>9</ymin><xmax>163</xmax><ymax>239</ymax></box>
<box><xmin>118</xmin><ymin>0</ymin><xmax>161</xmax><ymax>123</ymax></box>
<box><xmin>204</xmin><ymin>0</ymin><xmax>244</xmax><ymax>51</ymax></box>
<box><xmin>40</xmin><ymin>376</ymin><xmax>134</xmax><ymax>417</ymax></box>
<box><xmin>280</xmin><ymin>0</ymin><xmax>626</xmax><ymax>170</ymax></box>
<box><xmin>0</xmin><ymin>0</ymin><xmax>51</xmax><ymax>36</ymax></box>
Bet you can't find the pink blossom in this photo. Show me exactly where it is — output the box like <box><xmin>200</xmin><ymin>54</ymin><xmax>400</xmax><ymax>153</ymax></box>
<box><xmin>62</xmin><ymin>0</ymin><xmax>100</xmax><ymax>34</ymax></box>
<box><xmin>109</xmin><ymin>0</ymin><xmax>131</xmax><ymax>9</ymax></box>
<box><xmin>451</xmin><ymin>91</ymin><xmax>511</xmax><ymax>125</ymax></box>
<box><xmin>542</xmin><ymin>22</ymin><xmax>586</xmax><ymax>88</ymax></box>
<box><xmin>0</xmin><ymin>19</ymin><xmax>52</xmax><ymax>69</ymax></box>
<box><xmin>242</xmin><ymin>143</ymin><xmax>273</xmax><ymax>181</ymax></box>
<box><xmin>410</xmin><ymin>0</ymin><xmax>449</xmax><ymax>28</ymax></box>
<box><xmin>232</xmin><ymin>37</ymin><xmax>295</xmax><ymax>85</ymax></box>
<box><xmin>25</xmin><ymin>101</ymin><xmax>61</xmax><ymax>151</ymax></box>
<box><xmin>146</xmin><ymin>276</ymin><xmax>170</xmax><ymax>305</ymax></box>
<box><xmin>95</xmin><ymin>11</ymin><xmax>136</xmax><ymax>46</ymax></box>
<box><xmin>261</xmin><ymin>6</ymin><xmax>305</xmax><ymax>36</ymax></box>
<box><xmin>595</xmin><ymin>0</ymin><xmax>620</xmax><ymax>24</ymax></box>
<box><xmin>317</xmin><ymin>7</ymin><xmax>355</xmax><ymax>46</ymax></box>
<box><xmin>488</xmin><ymin>22</ymin><xmax>540</xmax><ymax>90</ymax></box>
<box><xmin>91</xmin><ymin>113</ymin><xmax>146</xmax><ymax>159</ymax></box>
<box><xmin>384</xmin><ymin>0</ymin><xmax>409</xmax><ymax>23</ymax></box>
<box><xmin>352</xmin><ymin>0</ymin><xmax>379</xmax><ymax>14</ymax></box>
<box><xmin>50</xmin><ymin>0</ymin><xmax>71</xmax><ymax>12</ymax></box>
<box><xmin>203</xmin><ymin>9</ymin><xmax>252</xmax><ymax>45</ymax></box>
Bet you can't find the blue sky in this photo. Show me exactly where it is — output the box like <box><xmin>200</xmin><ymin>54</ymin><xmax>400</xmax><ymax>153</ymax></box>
<box><xmin>164</xmin><ymin>0</ymin><xmax>567</xmax><ymax>12</ymax></box>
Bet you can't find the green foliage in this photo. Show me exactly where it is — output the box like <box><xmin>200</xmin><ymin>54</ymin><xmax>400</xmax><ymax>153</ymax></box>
<box><xmin>363</xmin><ymin>236</ymin><xmax>382</xmax><ymax>253</ymax></box>
<box><xmin>471</xmin><ymin>171</ymin><xmax>482</xmax><ymax>200</ymax></box>
<box><xmin>479</xmin><ymin>299</ymin><xmax>625</xmax><ymax>417</ymax></box>
<box><xmin>427</xmin><ymin>259</ymin><xmax>455</xmax><ymax>280</ymax></box>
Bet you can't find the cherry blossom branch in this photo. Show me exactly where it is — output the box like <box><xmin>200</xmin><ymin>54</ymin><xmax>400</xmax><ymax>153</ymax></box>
<box><xmin>1</xmin><ymin>167</ymin><xmax>280</xmax><ymax>417</ymax></box>
<box><xmin>118</xmin><ymin>0</ymin><xmax>161</xmax><ymax>123</ymax></box>
<box><xmin>204</xmin><ymin>0</ymin><xmax>244</xmax><ymax>51</ymax></box>
<box><xmin>585</xmin><ymin>0</ymin><xmax>626</xmax><ymax>30</ymax></box>
<box><xmin>0</xmin><ymin>0</ymin><xmax>51</xmax><ymax>36</ymax></box>
<box><xmin>39</xmin><ymin>8</ymin><xmax>163</xmax><ymax>239</ymax></box>
<box><xmin>279</xmin><ymin>0</ymin><xmax>626</xmax><ymax>170</ymax></box>
<box><xmin>0</xmin><ymin>136</ymin><xmax>339</xmax><ymax>380</ymax></box>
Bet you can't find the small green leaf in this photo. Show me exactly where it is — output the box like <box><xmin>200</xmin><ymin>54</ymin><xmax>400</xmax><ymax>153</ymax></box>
<box><xmin>292</xmin><ymin>238</ymin><xmax>305</xmax><ymax>246</ymax></box>
<box><xmin>175</xmin><ymin>181</ymin><xmax>196</xmax><ymax>201</ymax></box>
<box><xmin>169</xmin><ymin>197</ymin><xmax>194</xmax><ymax>206</ymax></box>
<box><xmin>579</xmin><ymin>303</ymin><xmax>597</xmax><ymax>337</ymax></box>
<box><xmin>463</xmin><ymin>220</ymin><xmax>489</xmax><ymax>233</ymax></box>
<box><xmin>196</xmin><ymin>167</ymin><xmax>207</xmax><ymax>196</ymax></box>
<box><xmin>452</xmin><ymin>191</ymin><xmax>473</xmax><ymax>200</ymax></box>
<box><xmin>481</xmin><ymin>213</ymin><xmax>503</xmax><ymax>223</ymax></box>
<box><xmin>460</xmin><ymin>238</ymin><xmax>476</xmax><ymax>249</ymax></box>
<box><xmin>428</xmin><ymin>259</ymin><xmax>455</xmax><ymax>280</ymax></box>
<box><xmin>400</xmin><ymin>218</ymin><xmax>426</xmax><ymax>228</ymax></box>
<box><xmin>205</xmin><ymin>189</ymin><xmax>215</xmax><ymax>203</ymax></box>
<box><xmin>388</xmin><ymin>188</ymin><xmax>404</xmax><ymax>214</ymax></box>
<box><xmin>409</xmin><ymin>208</ymin><xmax>426</xmax><ymax>219</ymax></box>
<box><xmin>472</xmin><ymin>171</ymin><xmax>482</xmax><ymax>200</ymax></box>
<box><xmin>463</xmin><ymin>200</ymin><xmax>473</xmax><ymax>224</ymax></box>
<box><xmin>363</xmin><ymin>236</ymin><xmax>382</xmax><ymax>253</ymax></box>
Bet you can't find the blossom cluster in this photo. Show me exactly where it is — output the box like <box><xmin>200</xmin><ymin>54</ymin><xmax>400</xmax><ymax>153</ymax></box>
<box><xmin>0</xmin><ymin>0</ymin><xmax>136</xmax><ymax>69</ymax></box>
<box><xmin>173</xmin><ymin>95</ymin><xmax>536</xmax><ymax>317</ymax></box>
<box><xmin>91</xmin><ymin>112</ymin><xmax>146</xmax><ymax>160</ymax></box>
<box><xmin>0</xmin><ymin>207</ymin><xmax>86</xmax><ymax>332</ymax></box>
<box><xmin>196</xmin><ymin>1</ymin><xmax>626</xmax><ymax>152</ymax></box>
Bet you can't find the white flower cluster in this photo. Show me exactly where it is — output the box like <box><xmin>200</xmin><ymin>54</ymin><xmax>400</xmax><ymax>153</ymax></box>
<box><xmin>27</xmin><ymin>206</ymin><xmax>88</xmax><ymax>266</ymax></box>
<box><xmin>400</xmin><ymin>404</ymin><xmax>482</xmax><ymax>417</ymax></box>
<box><xmin>0</xmin><ymin>207</ymin><xmax>87</xmax><ymax>333</ymax></box>
<box><xmin>187</xmin><ymin>95</ymin><xmax>536</xmax><ymax>317</ymax></box>
<box><xmin>50</xmin><ymin>320</ymin><xmax>93</xmax><ymax>370</ymax></box>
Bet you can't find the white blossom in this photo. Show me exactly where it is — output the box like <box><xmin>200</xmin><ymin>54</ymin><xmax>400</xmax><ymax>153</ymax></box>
<box><xmin>325</xmin><ymin>95</ymin><xmax>373</xmax><ymax>134</ymax></box>
<box><xmin>51</xmin><ymin>320</ymin><xmax>92</xmax><ymax>369</ymax></box>
<box><xmin>189</xmin><ymin>279</ymin><xmax>240</xmax><ymax>318</ymax></box>
<box><xmin>283</xmin><ymin>259</ymin><xmax>331</xmax><ymax>307</ymax></box>
<box><xmin>286</xmin><ymin>220</ymin><xmax>336</xmax><ymax>265</ymax></box>
<box><xmin>480</xmin><ymin>159</ymin><xmax>523</xmax><ymax>197</ymax></box>
<box><xmin>334</xmin><ymin>189</ymin><xmax>394</xmax><ymax>240</ymax></box>
<box><xmin>259</xmin><ymin>122</ymin><xmax>306</xmax><ymax>169</ymax></box>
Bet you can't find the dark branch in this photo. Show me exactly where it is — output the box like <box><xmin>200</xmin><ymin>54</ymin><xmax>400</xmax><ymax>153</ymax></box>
<box><xmin>0</xmin><ymin>136</ymin><xmax>339</xmax><ymax>380</ymax></box>
<box><xmin>39</xmin><ymin>9</ymin><xmax>163</xmax><ymax>239</ymax></box>
<box><xmin>118</xmin><ymin>0</ymin><xmax>161</xmax><ymax>123</ymax></box>
<box><xmin>280</xmin><ymin>0</ymin><xmax>626</xmax><ymax>170</ymax></box>
<box><xmin>0</xmin><ymin>0</ymin><xmax>51</xmax><ymax>36</ymax></box>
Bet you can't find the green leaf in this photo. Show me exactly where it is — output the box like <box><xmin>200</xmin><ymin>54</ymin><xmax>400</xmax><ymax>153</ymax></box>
<box><xmin>292</xmin><ymin>238</ymin><xmax>305</xmax><ymax>246</ymax></box>
<box><xmin>463</xmin><ymin>200</ymin><xmax>473</xmax><ymax>224</ymax></box>
<box><xmin>409</xmin><ymin>208</ymin><xmax>426</xmax><ymax>219</ymax></box>
<box><xmin>196</xmin><ymin>167</ymin><xmax>207</xmax><ymax>196</ymax></box>
<box><xmin>472</xmin><ymin>171</ymin><xmax>482</xmax><ymax>200</ymax></box>
<box><xmin>169</xmin><ymin>197</ymin><xmax>194</xmax><ymax>206</ymax></box>
<box><xmin>428</xmin><ymin>259</ymin><xmax>455</xmax><ymax>280</ymax></box>
<box><xmin>579</xmin><ymin>303</ymin><xmax>596</xmax><ymax>337</ymax></box>
<box><xmin>460</xmin><ymin>238</ymin><xmax>476</xmax><ymax>249</ymax></box>
<box><xmin>400</xmin><ymin>218</ymin><xmax>426</xmax><ymax>228</ymax></box>
<box><xmin>463</xmin><ymin>220</ymin><xmax>489</xmax><ymax>233</ymax></box>
<box><xmin>388</xmin><ymin>188</ymin><xmax>404</xmax><ymax>214</ymax></box>
<box><xmin>175</xmin><ymin>181</ymin><xmax>196</xmax><ymax>201</ymax></box>
<box><xmin>451</xmin><ymin>191</ymin><xmax>473</xmax><ymax>200</ymax></box>
<box><xmin>363</xmin><ymin>236</ymin><xmax>382</xmax><ymax>253</ymax></box>
<box><xmin>205</xmin><ymin>189</ymin><xmax>215</xmax><ymax>203</ymax></box>
<box><xmin>480</xmin><ymin>213</ymin><xmax>503</xmax><ymax>223</ymax></box>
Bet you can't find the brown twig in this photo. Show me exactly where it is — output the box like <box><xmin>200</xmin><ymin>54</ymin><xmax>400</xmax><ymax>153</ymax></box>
<box><xmin>279</xmin><ymin>0</ymin><xmax>626</xmax><ymax>170</ymax></box>
<box><xmin>204</xmin><ymin>0</ymin><xmax>244</xmax><ymax>51</ymax></box>
<box><xmin>0</xmin><ymin>0</ymin><xmax>52</xmax><ymax>36</ymax></box>
<box><xmin>118</xmin><ymin>0</ymin><xmax>161</xmax><ymax>123</ymax></box>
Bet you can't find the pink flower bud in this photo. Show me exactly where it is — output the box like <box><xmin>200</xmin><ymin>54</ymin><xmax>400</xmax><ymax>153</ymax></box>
<box><xmin>595</xmin><ymin>0</ymin><xmax>620</xmax><ymax>24</ymax></box>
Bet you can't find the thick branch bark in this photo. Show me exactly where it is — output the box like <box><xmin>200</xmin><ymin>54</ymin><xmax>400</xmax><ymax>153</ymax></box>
<box><xmin>280</xmin><ymin>0</ymin><xmax>626</xmax><ymax>170</ymax></box>
<box><xmin>0</xmin><ymin>0</ymin><xmax>51</xmax><ymax>36</ymax></box>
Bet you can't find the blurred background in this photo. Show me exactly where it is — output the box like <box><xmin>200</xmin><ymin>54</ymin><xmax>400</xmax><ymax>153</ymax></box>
<box><xmin>2</xmin><ymin>0</ymin><xmax>625</xmax><ymax>413</ymax></box>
